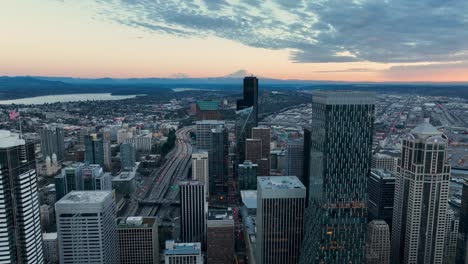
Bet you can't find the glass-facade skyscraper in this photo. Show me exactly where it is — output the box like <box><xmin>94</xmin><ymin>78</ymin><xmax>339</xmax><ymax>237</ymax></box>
<box><xmin>236</xmin><ymin>76</ymin><xmax>258</xmax><ymax>126</ymax></box>
<box><xmin>300</xmin><ymin>91</ymin><xmax>375</xmax><ymax>264</ymax></box>
<box><xmin>235</xmin><ymin>106</ymin><xmax>256</xmax><ymax>164</ymax></box>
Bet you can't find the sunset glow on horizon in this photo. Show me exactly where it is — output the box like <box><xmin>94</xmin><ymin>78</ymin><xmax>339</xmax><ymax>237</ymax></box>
<box><xmin>2</xmin><ymin>0</ymin><xmax>468</xmax><ymax>82</ymax></box>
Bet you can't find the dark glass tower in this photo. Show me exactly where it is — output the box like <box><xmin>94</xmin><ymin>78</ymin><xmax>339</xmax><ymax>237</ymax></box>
<box><xmin>209</xmin><ymin>126</ymin><xmax>229</xmax><ymax>200</ymax></box>
<box><xmin>237</xmin><ymin>76</ymin><xmax>258</xmax><ymax>126</ymax></box>
<box><xmin>40</xmin><ymin>124</ymin><xmax>65</xmax><ymax>162</ymax></box>
<box><xmin>235</xmin><ymin>107</ymin><xmax>256</xmax><ymax>163</ymax></box>
<box><xmin>368</xmin><ymin>169</ymin><xmax>396</xmax><ymax>228</ymax></box>
<box><xmin>300</xmin><ymin>91</ymin><xmax>375</xmax><ymax>264</ymax></box>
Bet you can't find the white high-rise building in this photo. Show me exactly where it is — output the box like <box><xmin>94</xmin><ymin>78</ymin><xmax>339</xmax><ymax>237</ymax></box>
<box><xmin>0</xmin><ymin>130</ymin><xmax>43</xmax><ymax>264</ymax></box>
<box><xmin>180</xmin><ymin>181</ymin><xmax>207</xmax><ymax>248</ymax></box>
<box><xmin>192</xmin><ymin>151</ymin><xmax>209</xmax><ymax>196</ymax></box>
<box><xmin>367</xmin><ymin>220</ymin><xmax>391</xmax><ymax>264</ymax></box>
<box><xmin>56</xmin><ymin>191</ymin><xmax>119</xmax><ymax>264</ymax></box>
<box><xmin>256</xmin><ymin>176</ymin><xmax>306</xmax><ymax>264</ymax></box>
<box><xmin>391</xmin><ymin>120</ymin><xmax>451</xmax><ymax>264</ymax></box>
<box><xmin>43</xmin><ymin>232</ymin><xmax>58</xmax><ymax>264</ymax></box>
<box><xmin>372</xmin><ymin>153</ymin><xmax>399</xmax><ymax>172</ymax></box>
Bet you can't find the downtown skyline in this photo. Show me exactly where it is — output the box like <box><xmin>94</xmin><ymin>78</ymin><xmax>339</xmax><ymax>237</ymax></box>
<box><xmin>2</xmin><ymin>0</ymin><xmax>468</xmax><ymax>82</ymax></box>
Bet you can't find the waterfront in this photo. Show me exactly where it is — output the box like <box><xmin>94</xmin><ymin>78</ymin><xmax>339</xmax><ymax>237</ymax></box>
<box><xmin>0</xmin><ymin>93</ymin><xmax>142</xmax><ymax>105</ymax></box>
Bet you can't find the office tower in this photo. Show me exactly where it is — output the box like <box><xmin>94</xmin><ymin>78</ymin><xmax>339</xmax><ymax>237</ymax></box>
<box><xmin>444</xmin><ymin>210</ymin><xmax>459</xmax><ymax>264</ymax></box>
<box><xmin>207</xmin><ymin>209</ymin><xmax>235</xmax><ymax>264</ymax></box>
<box><xmin>286</xmin><ymin>139</ymin><xmax>304</xmax><ymax>182</ymax></box>
<box><xmin>84</xmin><ymin>134</ymin><xmax>111</xmax><ymax>170</ymax></box>
<box><xmin>164</xmin><ymin>241</ymin><xmax>203</xmax><ymax>264</ymax></box>
<box><xmin>368</xmin><ymin>169</ymin><xmax>396</xmax><ymax>227</ymax></box>
<box><xmin>372</xmin><ymin>153</ymin><xmax>399</xmax><ymax>172</ymax></box>
<box><xmin>301</xmin><ymin>91</ymin><xmax>375</xmax><ymax>264</ymax></box>
<box><xmin>245</xmin><ymin>138</ymin><xmax>262</xmax><ymax>162</ymax></box>
<box><xmin>195</xmin><ymin>120</ymin><xmax>225</xmax><ymax>150</ymax></box>
<box><xmin>196</xmin><ymin>100</ymin><xmax>222</xmax><ymax>120</ymax></box>
<box><xmin>238</xmin><ymin>160</ymin><xmax>258</xmax><ymax>190</ymax></box>
<box><xmin>456</xmin><ymin>180</ymin><xmax>468</xmax><ymax>264</ymax></box>
<box><xmin>209</xmin><ymin>126</ymin><xmax>229</xmax><ymax>198</ymax></box>
<box><xmin>117</xmin><ymin>129</ymin><xmax>133</xmax><ymax>144</ymax></box>
<box><xmin>237</xmin><ymin>76</ymin><xmax>259</xmax><ymax>126</ymax></box>
<box><xmin>120</xmin><ymin>142</ymin><xmax>136</xmax><ymax>171</ymax></box>
<box><xmin>117</xmin><ymin>217</ymin><xmax>159</xmax><ymax>264</ymax></box>
<box><xmin>40</xmin><ymin>124</ymin><xmax>65</xmax><ymax>162</ymax></box>
<box><xmin>303</xmin><ymin>127</ymin><xmax>312</xmax><ymax>200</ymax></box>
<box><xmin>55</xmin><ymin>162</ymin><xmax>85</xmax><ymax>200</ymax></box>
<box><xmin>0</xmin><ymin>131</ymin><xmax>43</xmax><ymax>264</ymax></box>
<box><xmin>180</xmin><ymin>181</ymin><xmax>207</xmax><ymax>247</ymax></box>
<box><xmin>40</xmin><ymin>204</ymin><xmax>54</xmax><ymax>229</ymax></box>
<box><xmin>192</xmin><ymin>151</ymin><xmax>209</xmax><ymax>195</ymax></box>
<box><xmin>235</xmin><ymin>107</ymin><xmax>256</xmax><ymax>163</ymax></box>
<box><xmin>252</xmin><ymin>126</ymin><xmax>271</xmax><ymax>175</ymax></box>
<box><xmin>43</xmin><ymin>233</ymin><xmax>58</xmax><ymax>264</ymax></box>
<box><xmin>56</xmin><ymin>191</ymin><xmax>119</xmax><ymax>264</ymax></box>
<box><xmin>367</xmin><ymin>220</ymin><xmax>391</xmax><ymax>264</ymax></box>
<box><xmin>82</xmin><ymin>164</ymin><xmax>111</xmax><ymax>190</ymax></box>
<box><xmin>391</xmin><ymin>120</ymin><xmax>450</xmax><ymax>264</ymax></box>
<box><xmin>257</xmin><ymin>176</ymin><xmax>306</xmax><ymax>264</ymax></box>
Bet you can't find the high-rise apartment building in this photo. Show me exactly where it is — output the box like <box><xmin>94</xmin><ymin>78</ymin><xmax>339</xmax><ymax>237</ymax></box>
<box><xmin>120</xmin><ymin>142</ymin><xmax>136</xmax><ymax>171</ymax></box>
<box><xmin>301</xmin><ymin>91</ymin><xmax>375</xmax><ymax>264</ymax></box>
<box><xmin>56</xmin><ymin>191</ymin><xmax>119</xmax><ymax>264</ymax></box>
<box><xmin>84</xmin><ymin>134</ymin><xmax>111</xmax><ymax>170</ymax></box>
<box><xmin>368</xmin><ymin>169</ymin><xmax>396</xmax><ymax>227</ymax></box>
<box><xmin>117</xmin><ymin>217</ymin><xmax>159</xmax><ymax>264</ymax></box>
<box><xmin>391</xmin><ymin>120</ymin><xmax>450</xmax><ymax>264</ymax></box>
<box><xmin>456</xmin><ymin>179</ymin><xmax>468</xmax><ymax>264</ymax></box>
<box><xmin>180</xmin><ymin>181</ymin><xmax>207</xmax><ymax>247</ymax></box>
<box><xmin>238</xmin><ymin>160</ymin><xmax>258</xmax><ymax>190</ymax></box>
<box><xmin>257</xmin><ymin>176</ymin><xmax>306</xmax><ymax>264</ymax></box>
<box><xmin>195</xmin><ymin>120</ymin><xmax>225</xmax><ymax>150</ymax></box>
<box><xmin>367</xmin><ymin>220</ymin><xmax>391</xmax><ymax>264</ymax></box>
<box><xmin>209</xmin><ymin>127</ymin><xmax>229</xmax><ymax>198</ymax></box>
<box><xmin>192</xmin><ymin>151</ymin><xmax>209</xmax><ymax>195</ymax></box>
<box><xmin>286</xmin><ymin>139</ymin><xmax>304</xmax><ymax>182</ymax></box>
<box><xmin>0</xmin><ymin>130</ymin><xmax>43</xmax><ymax>263</ymax></box>
<box><xmin>164</xmin><ymin>241</ymin><xmax>203</xmax><ymax>264</ymax></box>
<box><xmin>40</xmin><ymin>124</ymin><xmax>65</xmax><ymax>162</ymax></box>
<box><xmin>207</xmin><ymin>209</ymin><xmax>235</xmax><ymax>264</ymax></box>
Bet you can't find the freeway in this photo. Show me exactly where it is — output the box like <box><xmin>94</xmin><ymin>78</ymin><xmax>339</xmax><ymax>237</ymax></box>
<box><xmin>137</xmin><ymin>126</ymin><xmax>194</xmax><ymax>216</ymax></box>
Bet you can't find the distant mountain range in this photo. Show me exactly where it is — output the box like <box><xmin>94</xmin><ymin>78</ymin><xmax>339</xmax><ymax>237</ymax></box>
<box><xmin>0</xmin><ymin>74</ymin><xmax>468</xmax><ymax>100</ymax></box>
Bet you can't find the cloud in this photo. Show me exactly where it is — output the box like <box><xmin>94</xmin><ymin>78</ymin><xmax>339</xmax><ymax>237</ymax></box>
<box><xmin>94</xmin><ymin>0</ymin><xmax>468</xmax><ymax>64</ymax></box>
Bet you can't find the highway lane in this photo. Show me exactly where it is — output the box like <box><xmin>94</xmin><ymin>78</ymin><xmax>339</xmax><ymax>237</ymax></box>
<box><xmin>138</xmin><ymin>126</ymin><xmax>194</xmax><ymax>216</ymax></box>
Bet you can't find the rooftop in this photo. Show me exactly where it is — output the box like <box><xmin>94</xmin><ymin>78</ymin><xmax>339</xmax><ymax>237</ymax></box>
<box><xmin>371</xmin><ymin>169</ymin><xmax>396</xmax><ymax>179</ymax></box>
<box><xmin>0</xmin><ymin>130</ymin><xmax>25</xmax><ymax>148</ymax></box>
<box><xmin>112</xmin><ymin>171</ymin><xmax>136</xmax><ymax>181</ymax></box>
<box><xmin>258</xmin><ymin>176</ymin><xmax>305</xmax><ymax>190</ymax></box>
<box><xmin>165</xmin><ymin>241</ymin><xmax>201</xmax><ymax>255</ymax></box>
<box><xmin>42</xmin><ymin>233</ymin><xmax>57</xmax><ymax>240</ymax></box>
<box><xmin>411</xmin><ymin>119</ymin><xmax>443</xmax><ymax>137</ymax></box>
<box><xmin>117</xmin><ymin>216</ymin><xmax>157</xmax><ymax>228</ymax></box>
<box><xmin>312</xmin><ymin>90</ymin><xmax>375</xmax><ymax>105</ymax></box>
<box><xmin>241</xmin><ymin>190</ymin><xmax>257</xmax><ymax>209</ymax></box>
<box><xmin>197</xmin><ymin>100</ymin><xmax>220</xmax><ymax>111</ymax></box>
<box><xmin>208</xmin><ymin>208</ymin><xmax>233</xmax><ymax>220</ymax></box>
<box><xmin>56</xmin><ymin>191</ymin><xmax>112</xmax><ymax>205</ymax></box>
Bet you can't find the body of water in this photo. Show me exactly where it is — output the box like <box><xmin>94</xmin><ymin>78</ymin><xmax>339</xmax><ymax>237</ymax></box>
<box><xmin>0</xmin><ymin>93</ymin><xmax>142</xmax><ymax>105</ymax></box>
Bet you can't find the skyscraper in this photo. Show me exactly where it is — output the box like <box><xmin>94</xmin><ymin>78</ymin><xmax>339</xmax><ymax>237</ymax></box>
<box><xmin>367</xmin><ymin>220</ymin><xmax>391</xmax><ymax>264</ymax></box>
<box><xmin>56</xmin><ymin>191</ymin><xmax>119</xmax><ymax>264</ymax></box>
<box><xmin>245</xmin><ymin>138</ymin><xmax>262</xmax><ymax>162</ymax></box>
<box><xmin>238</xmin><ymin>160</ymin><xmax>258</xmax><ymax>191</ymax></box>
<box><xmin>252</xmin><ymin>126</ymin><xmax>271</xmax><ymax>175</ymax></box>
<box><xmin>0</xmin><ymin>130</ymin><xmax>43</xmax><ymax>263</ymax></box>
<box><xmin>195</xmin><ymin>120</ymin><xmax>225</xmax><ymax>150</ymax></box>
<box><xmin>457</xmin><ymin>179</ymin><xmax>468</xmax><ymax>264</ymax></box>
<box><xmin>180</xmin><ymin>181</ymin><xmax>207</xmax><ymax>247</ymax></box>
<box><xmin>444</xmin><ymin>209</ymin><xmax>459</xmax><ymax>264</ymax></box>
<box><xmin>303</xmin><ymin>127</ymin><xmax>312</xmax><ymax>199</ymax></box>
<box><xmin>84</xmin><ymin>134</ymin><xmax>111</xmax><ymax>170</ymax></box>
<box><xmin>368</xmin><ymin>169</ymin><xmax>396</xmax><ymax>227</ymax></box>
<box><xmin>257</xmin><ymin>176</ymin><xmax>306</xmax><ymax>264</ymax></box>
<box><xmin>164</xmin><ymin>241</ymin><xmax>203</xmax><ymax>264</ymax></box>
<box><xmin>235</xmin><ymin>106</ymin><xmax>256</xmax><ymax>163</ymax></box>
<box><xmin>286</xmin><ymin>139</ymin><xmax>304</xmax><ymax>182</ymax></box>
<box><xmin>207</xmin><ymin>209</ymin><xmax>235</xmax><ymax>264</ymax></box>
<box><xmin>117</xmin><ymin>217</ymin><xmax>159</xmax><ymax>264</ymax></box>
<box><xmin>40</xmin><ymin>124</ymin><xmax>65</xmax><ymax>162</ymax></box>
<box><xmin>192</xmin><ymin>151</ymin><xmax>209</xmax><ymax>195</ymax></box>
<box><xmin>120</xmin><ymin>142</ymin><xmax>136</xmax><ymax>171</ymax></box>
<box><xmin>301</xmin><ymin>91</ymin><xmax>375</xmax><ymax>264</ymax></box>
<box><xmin>55</xmin><ymin>162</ymin><xmax>85</xmax><ymax>201</ymax></box>
<box><xmin>391</xmin><ymin>120</ymin><xmax>450</xmax><ymax>264</ymax></box>
<box><xmin>209</xmin><ymin>126</ymin><xmax>229</xmax><ymax>199</ymax></box>
<box><xmin>237</xmin><ymin>76</ymin><xmax>259</xmax><ymax>126</ymax></box>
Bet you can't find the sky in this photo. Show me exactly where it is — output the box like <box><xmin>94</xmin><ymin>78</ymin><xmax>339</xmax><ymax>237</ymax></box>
<box><xmin>2</xmin><ymin>0</ymin><xmax>468</xmax><ymax>82</ymax></box>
